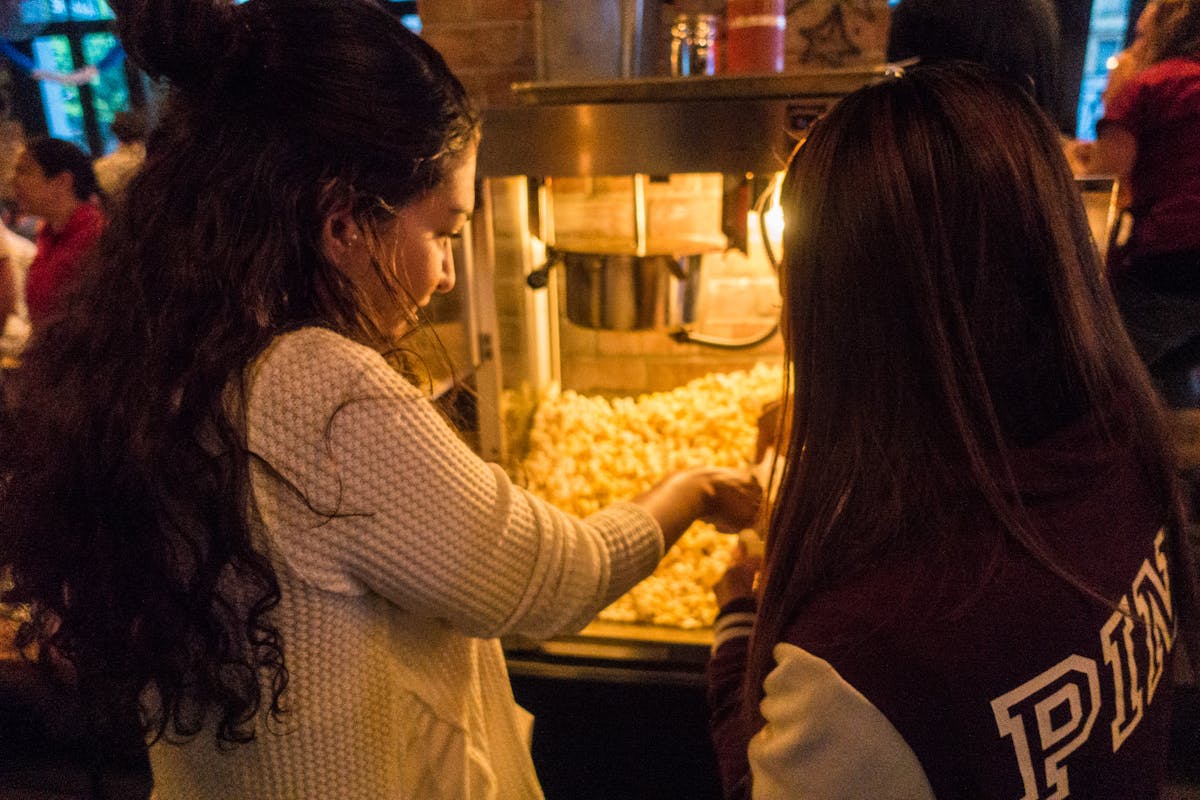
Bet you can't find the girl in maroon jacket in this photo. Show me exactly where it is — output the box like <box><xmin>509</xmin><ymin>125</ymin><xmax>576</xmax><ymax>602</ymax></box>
<box><xmin>708</xmin><ymin>63</ymin><xmax>1200</xmax><ymax>799</ymax></box>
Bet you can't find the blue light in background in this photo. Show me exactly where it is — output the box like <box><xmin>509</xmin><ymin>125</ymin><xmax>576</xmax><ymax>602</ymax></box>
<box><xmin>1077</xmin><ymin>0</ymin><xmax>1132</xmax><ymax>140</ymax></box>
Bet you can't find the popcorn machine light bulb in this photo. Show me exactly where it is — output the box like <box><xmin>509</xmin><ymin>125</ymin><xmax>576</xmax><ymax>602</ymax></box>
<box><xmin>752</xmin><ymin>171</ymin><xmax>785</xmax><ymax>262</ymax></box>
<box><xmin>763</xmin><ymin>205</ymin><xmax>784</xmax><ymax>256</ymax></box>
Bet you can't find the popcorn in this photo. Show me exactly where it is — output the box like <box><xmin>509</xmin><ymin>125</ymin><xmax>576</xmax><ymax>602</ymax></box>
<box><xmin>512</xmin><ymin>363</ymin><xmax>782</xmax><ymax>628</ymax></box>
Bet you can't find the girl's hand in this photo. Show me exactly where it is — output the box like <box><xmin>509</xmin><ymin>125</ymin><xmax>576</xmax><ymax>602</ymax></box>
<box><xmin>699</xmin><ymin>467</ymin><xmax>763</xmax><ymax>534</ymax></box>
<box><xmin>714</xmin><ymin>555</ymin><xmax>762</xmax><ymax>608</ymax></box>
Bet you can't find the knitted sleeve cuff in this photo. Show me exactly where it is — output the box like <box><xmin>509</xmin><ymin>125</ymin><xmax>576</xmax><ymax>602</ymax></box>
<box><xmin>712</xmin><ymin>597</ymin><xmax>757</xmax><ymax>654</ymax></box>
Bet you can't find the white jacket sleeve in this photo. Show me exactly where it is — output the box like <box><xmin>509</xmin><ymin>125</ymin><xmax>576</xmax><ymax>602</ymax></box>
<box><xmin>749</xmin><ymin>643</ymin><xmax>936</xmax><ymax>800</ymax></box>
<box><xmin>245</xmin><ymin>328</ymin><xmax>664</xmax><ymax>640</ymax></box>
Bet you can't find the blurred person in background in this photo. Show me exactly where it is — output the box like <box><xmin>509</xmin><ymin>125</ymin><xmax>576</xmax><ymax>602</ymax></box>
<box><xmin>0</xmin><ymin>0</ymin><xmax>759</xmax><ymax>798</ymax></box>
<box><xmin>1100</xmin><ymin>0</ymin><xmax>1160</xmax><ymax>108</ymax></box>
<box><xmin>1069</xmin><ymin>0</ymin><xmax>1200</xmax><ymax>409</ymax></box>
<box><xmin>11</xmin><ymin>136</ymin><xmax>104</xmax><ymax>330</ymax></box>
<box><xmin>886</xmin><ymin>0</ymin><xmax>1064</xmax><ymax>124</ymax></box>
<box><xmin>0</xmin><ymin>204</ymin><xmax>38</xmax><ymax>358</ymax></box>
<box><xmin>0</xmin><ymin>247</ymin><xmax>11</xmax><ymax>323</ymax></box>
<box><xmin>93</xmin><ymin>109</ymin><xmax>147</xmax><ymax>208</ymax></box>
<box><xmin>708</xmin><ymin>64</ymin><xmax>1197</xmax><ymax>800</ymax></box>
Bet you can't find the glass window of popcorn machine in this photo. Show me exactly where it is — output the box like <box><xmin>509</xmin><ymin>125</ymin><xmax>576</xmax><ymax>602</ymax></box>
<box><xmin>472</xmin><ymin>73</ymin><xmax>885</xmax><ymax>636</ymax></box>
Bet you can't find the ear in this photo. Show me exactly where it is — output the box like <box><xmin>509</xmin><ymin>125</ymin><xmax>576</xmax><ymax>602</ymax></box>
<box><xmin>320</xmin><ymin>206</ymin><xmax>365</xmax><ymax>274</ymax></box>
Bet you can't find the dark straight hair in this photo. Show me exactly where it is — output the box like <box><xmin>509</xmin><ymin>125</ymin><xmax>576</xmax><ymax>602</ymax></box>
<box><xmin>886</xmin><ymin>0</ymin><xmax>1062</xmax><ymax>120</ymax></box>
<box><xmin>746</xmin><ymin>63</ymin><xmax>1195</xmax><ymax>723</ymax></box>
<box><xmin>25</xmin><ymin>136</ymin><xmax>100</xmax><ymax>200</ymax></box>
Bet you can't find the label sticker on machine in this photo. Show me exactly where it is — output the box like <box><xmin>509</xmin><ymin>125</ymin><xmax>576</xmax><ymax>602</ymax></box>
<box><xmin>786</xmin><ymin>102</ymin><xmax>831</xmax><ymax>138</ymax></box>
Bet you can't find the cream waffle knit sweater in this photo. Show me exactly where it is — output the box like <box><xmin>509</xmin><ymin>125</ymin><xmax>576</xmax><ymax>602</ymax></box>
<box><xmin>148</xmin><ymin>327</ymin><xmax>664</xmax><ymax>799</ymax></box>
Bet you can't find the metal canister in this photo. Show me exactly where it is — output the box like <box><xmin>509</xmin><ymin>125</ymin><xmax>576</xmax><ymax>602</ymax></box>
<box><xmin>669</xmin><ymin>13</ymin><xmax>718</xmax><ymax>77</ymax></box>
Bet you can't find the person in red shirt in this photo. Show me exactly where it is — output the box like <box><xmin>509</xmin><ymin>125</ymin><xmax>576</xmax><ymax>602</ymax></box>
<box><xmin>12</xmin><ymin>137</ymin><xmax>104</xmax><ymax>328</ymax></box>
<box><xmin>1069</xmin><ymin>0</ymin><xmax>1200</xmax><ymax>407</ymax></box>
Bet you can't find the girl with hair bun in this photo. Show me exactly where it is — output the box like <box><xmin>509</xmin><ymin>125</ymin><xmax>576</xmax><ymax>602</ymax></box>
<box><xmin>0</xmin><ymin>1</ymin><xmax>760</xmax><ymax>797</ymax></box>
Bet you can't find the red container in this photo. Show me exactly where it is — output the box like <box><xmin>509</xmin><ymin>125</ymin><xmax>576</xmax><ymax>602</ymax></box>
<box><xmin>725</xmin><ymin>0</ymin><xmax>786</xmax><ymax>74</ymax></box>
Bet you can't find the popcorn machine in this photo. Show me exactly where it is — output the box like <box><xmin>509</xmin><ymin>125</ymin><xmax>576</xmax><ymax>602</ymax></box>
<box><xmin>454</xmin><ymin>69</ymin><xmax>1133</xmax><ymax>800</ymax></box>
<box><xmin>469</xmin><ymin>69</ymin><xmax>886</xmax><ymax>667</ymax></box>
<box><xmin>473</xmin><ymin>69</ymin><xmax>884</xmax><ymax>441</ymax></box>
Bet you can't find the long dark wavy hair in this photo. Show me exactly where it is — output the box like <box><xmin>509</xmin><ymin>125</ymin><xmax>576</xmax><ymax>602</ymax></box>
<box><xmin>747</xmin><ymin>64</ymin><xmax>1198</xmax><ymax>722</ymax></box>
<box><xmin>0</xmin><ymin>0</ymin><xmax>479</xmax><ymax>746</ymax></box>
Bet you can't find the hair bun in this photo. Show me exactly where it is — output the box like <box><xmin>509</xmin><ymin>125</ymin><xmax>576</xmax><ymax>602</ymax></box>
<box><xmin>109</xmin><ymin>0</ymin><xmax>247</xmax><ymax>95</ymax></box>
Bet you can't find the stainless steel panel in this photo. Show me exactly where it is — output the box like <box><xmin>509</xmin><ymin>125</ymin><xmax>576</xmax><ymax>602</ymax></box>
<box><xmin>480</xmin><ymin>98</ymin><xmax>813</xmax><ymax>177</ymax></box>
<box><xmin>510</xmin><ymin>70</ymin><xmax>886</xmax><ymax>104</ymax></box>
<box><xmin>479</xmin><ymin>71</ymin><xmax>887</xmax><ymax>178</ymax></box>
<box><xmin>504</xmin><ymin>620</ymin><xmax>712</xmax><ymax>683</ymax></box>
<box><xmin>534</xmin><ymin>0</ymin><xmax>662</xmax><ymax>81</ymax></box>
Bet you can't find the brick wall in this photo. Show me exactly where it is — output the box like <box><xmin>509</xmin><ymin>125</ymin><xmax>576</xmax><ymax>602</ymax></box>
<box><xmin>415</xmin><ymin>0</ymin><xmax>538</xmax><ymax>110</ymax></box>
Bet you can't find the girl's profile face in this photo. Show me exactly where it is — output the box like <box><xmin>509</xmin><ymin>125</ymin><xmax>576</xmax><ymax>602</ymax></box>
<box><xmin>348</xmin><ymin>145</ymin><xmax>477</xmax><ymax>338</ymax></box>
